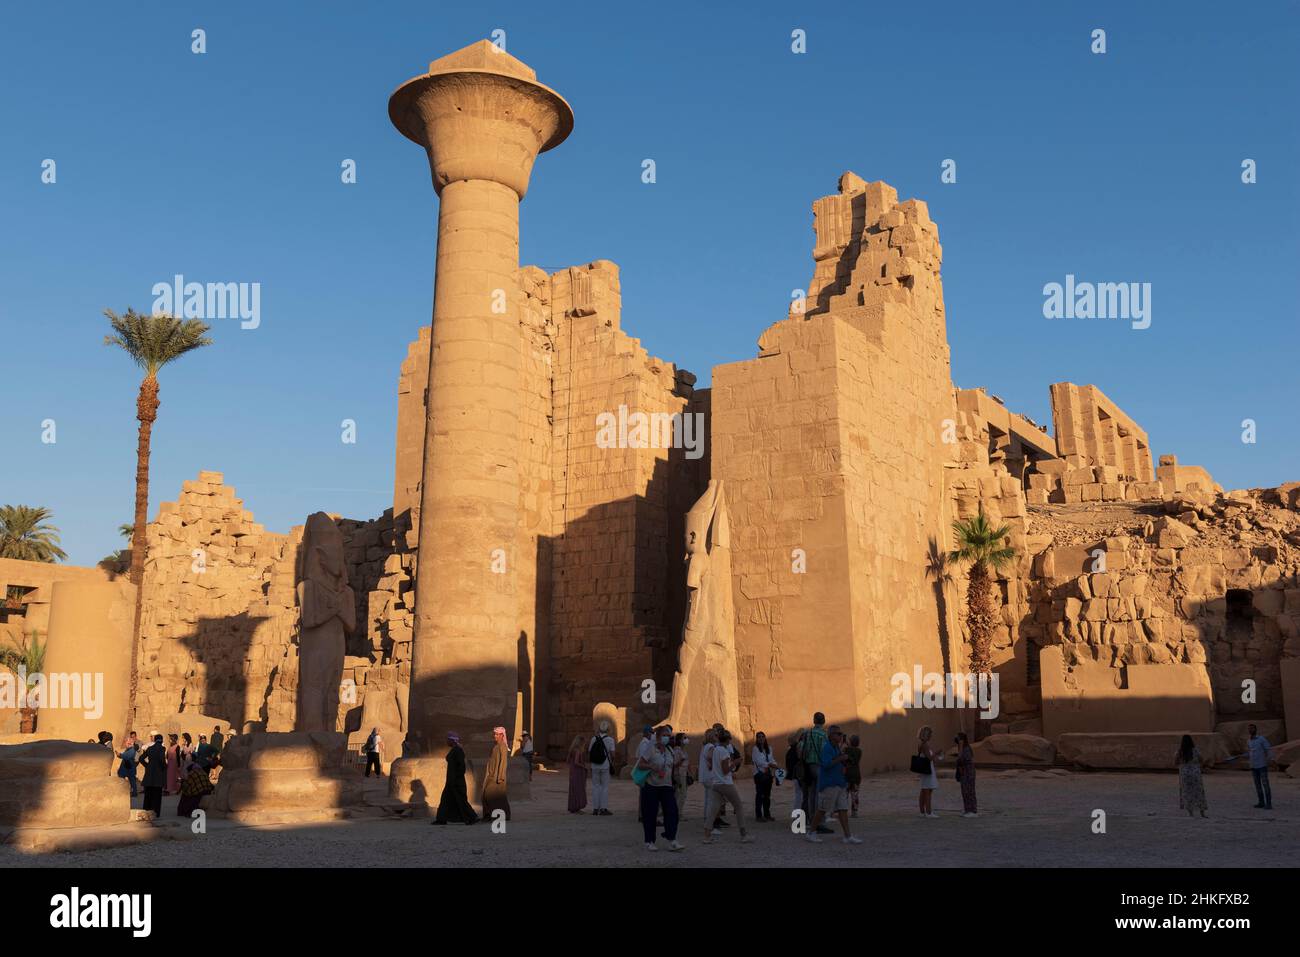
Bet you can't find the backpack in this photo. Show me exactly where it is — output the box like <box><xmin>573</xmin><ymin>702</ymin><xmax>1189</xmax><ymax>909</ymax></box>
<box><xmin>365</xmin><ymin>732</ymin><xmax>378</xmax><ymax>754</ymax></box>
<box><xmin>589</xmin><ymin>734</ymin><xmax>608</xmax><ymax>765</ymax></box>
<box><xmin>801</xmin><ymin>729</ymin><xmax>824</xmax><ymax>766</ymax></box>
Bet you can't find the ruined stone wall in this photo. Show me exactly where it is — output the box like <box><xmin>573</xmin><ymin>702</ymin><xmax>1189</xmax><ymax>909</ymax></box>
<box><xmin>1029</xmin><ymin>489</ymin><xmax>1300</xmax><ymax>729</ymax></box>
<box><xmin>1027</xmin><ymin>460</ymin><xmax>1164</xmax><ymax>506</ymax></box>
<box><xmin>393</xmin><ymin>328</ymin><xmax>430</xmax><ymax>528</ymax></box>
<box><xmin>946</xmin><ymin>450</ymin><xmax>1300</xmax><ymax>742</ymax></box>
<box><xmin>1050</xmin><ymin>382</ymin><xmax>1154</xmax><ymax>482</ymax></box>
<box><xmin>135</xmin><ymin>472</ymin><xmax>297</xmax><ymax>732</ymax></box>
<box><xmin>546</xmin><ymin>261</ymin><xmax>697</xmax><ymax>754</ymax></box>
<box><xmin>134</xmin><ymin>473</ymin><xmax>409</xmax><ymax>741</ymax></box>
<box><xmin>714</xmin><ymin>174</ymin><xmax>959</xmax><ymax>766</ymax></box>
<box><xmin>820</xmin><ymin>179</ymin><xmax>960</xmax><ymax>768</ymax></box>
<box><xmin>517</xmin><ymin>265</ymin><xmax>557</xmax><ymax>748</ymax></box>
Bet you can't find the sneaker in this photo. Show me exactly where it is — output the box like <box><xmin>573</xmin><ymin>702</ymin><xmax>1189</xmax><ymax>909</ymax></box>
<box><xmin>740</xmin><ymin>833</ymin><xmax>754</xmax><ymax>844</ymax></box>
<box><xmin>602</xmin><ymin>809</ymin><xmax>613</xmax><ymax>816</ymax></box>
<box><xmin>669</xmin><ymin>841</ymin><xmax>685</xmax><ymax>851</ymax></box>
<box><xmin>1254</xmin><ymin>803</ymin><xmax>1266</xmax><ymax>809</ymax></box>
<box><xmin>711</xmin><ymin>828</ymin><xmax>722</xmax><ymax>836</ymax></box>
<box><xmin>702</xmin><ymin>836</ymin><xmax>714</xmax><ymax>845</ymax></box>
<box><xmin>962</xmin><ymin>812</ymin><xmax>978</xmax><ymax>818</ymax></box>
<box><xmin>842</xmin><ymin>836</ymin><xmax>862</xmax><ymax>845</ymax></box>
<box><xmin>645</xmin><ymin>843</ymin><xmax>658</xmax><ymax>852</ymax></box>
<box><xmin>927</xmin><ymin>812</ymin><xmax>940</xmax><ymax>818</ymax></box>
<box><xmin>804</xmin><ymin>833</ymin><xmax>823</xmax><ymax>843</ymax></box>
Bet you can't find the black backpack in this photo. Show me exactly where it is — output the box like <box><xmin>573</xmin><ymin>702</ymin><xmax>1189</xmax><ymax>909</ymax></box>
<box><xmin>589</xmin><ymin>734</ymin><xmax>608</xmax><ymax>765</ymax></box>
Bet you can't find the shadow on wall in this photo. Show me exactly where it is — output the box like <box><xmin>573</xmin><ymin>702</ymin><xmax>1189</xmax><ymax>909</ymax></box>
<box><xmin>811</xmin><ymin>190</ymin><xmax>867</xmax><ymax>315</ymax></box>
<box><xmin>177</xmin><ymin>611</ymin><xmax>269</xmax><ymax>733</ymax></box>
<box><xmin>541</xmin><ymin>440</ymin><xmax>707</xmax><ymax>760</ymax></box>
<box><xmin>1207</xmin><ymin>574</ymin><xmax>1297</xmax><ymax>723</ymax></box>
<box><xmin>175</xmin><ymin>533</ymin><xmax>308</xmax><ymax>733</ymax></box>
<box><xmin>405</xmin><ymin>665</ymin><xmax>527</xmax><ymax>764</ymax></box>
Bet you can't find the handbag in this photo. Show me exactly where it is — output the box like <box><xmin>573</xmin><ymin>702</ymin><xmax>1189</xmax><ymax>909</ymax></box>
<box><xmin>910</xmin><ymin>754</ymin><xmax>932</xmax><ymax>775</ymax></box>
<box><xmin>631</xmin><ymin>766</ymin><xmax>651</xmax><ymax>787</ymax></box>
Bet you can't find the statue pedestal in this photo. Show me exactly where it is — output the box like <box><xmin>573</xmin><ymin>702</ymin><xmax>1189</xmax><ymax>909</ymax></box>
<box><xmin>0</xmin><ymin>740</ymin><xmax>129</xmax><ymax>830</ymax></box>
<box><xmin>388</xmin><ymin>752</ymin><xmax>531</xmax><ymax>810</ymax></box>
<box><xmin>210</xmin><ymin>731</ymin><xmax>363</xmax><ymax>824</ymax></box>
<box><xmin>388</xmin><ymin>755</ymin><xmax>468</xmax><ymax>812</ymax></box>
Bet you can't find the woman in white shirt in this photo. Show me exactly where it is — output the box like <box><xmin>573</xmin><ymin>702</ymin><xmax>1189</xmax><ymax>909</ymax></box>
<box><xmin>703</xmin><ymin>730</ymin><xmax>753</xmax><ymax>844</ymax></box>
<box><xmin>751</xmin><ymin>731</ymin><xmax>777</xmax><ymax>822</ymax></box>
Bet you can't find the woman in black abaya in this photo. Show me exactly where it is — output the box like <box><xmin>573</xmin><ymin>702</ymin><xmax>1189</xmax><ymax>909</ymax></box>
<box><xmin>432</xmin><ymin>732</ymin><xmax>479</xmax><ymax>825</ymax></box>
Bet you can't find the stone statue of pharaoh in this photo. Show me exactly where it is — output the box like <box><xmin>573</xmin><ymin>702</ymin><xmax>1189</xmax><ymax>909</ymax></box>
<box><xmin>666</xmin><ymin>480</ymin><xmax>741</xmax><ymax>740</ymax></box>
<box><xmin>295</xmin><ymin>512</ymin><xmax>356</xmax><ymax>733</ymax></box>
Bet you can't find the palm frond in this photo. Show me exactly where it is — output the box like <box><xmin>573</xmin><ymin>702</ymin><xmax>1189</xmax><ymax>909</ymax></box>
<box><xmin>949</xmin><ymin>509</ymin><xmax>1016</xmax><ymax>570</ymax></box>
<box><xmin>104</xmin><ymin>308</ymin><xmax>212</xmax><ymax>375</ymax></box>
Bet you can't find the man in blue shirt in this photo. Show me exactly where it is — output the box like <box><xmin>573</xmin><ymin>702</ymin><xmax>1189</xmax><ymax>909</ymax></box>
<box><xmin>1245</xmin><ymin>724</ymin><xmax>1273</xmax><ymax>810</ymax></box>
<box><xmin>804</xmin><ymin>725</ymin><xmax>862</xmax><ymax>845</ymax></box>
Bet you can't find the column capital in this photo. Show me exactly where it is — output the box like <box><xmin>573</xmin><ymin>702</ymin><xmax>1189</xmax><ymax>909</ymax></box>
<box><xmin>389</xmin><ymin>40</ymin><xmax>573</xmax><ymax>198</ymax></box>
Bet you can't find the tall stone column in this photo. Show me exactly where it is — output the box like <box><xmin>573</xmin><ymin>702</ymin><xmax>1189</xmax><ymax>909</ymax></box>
<box><xmin>385</xmin><ymin>42</ymin><xmax>572</xmax><ymax>804</ymax></box>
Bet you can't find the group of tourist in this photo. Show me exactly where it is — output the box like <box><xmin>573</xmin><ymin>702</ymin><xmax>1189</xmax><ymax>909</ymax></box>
<box><xmin>548</xmin><ymin>712</ymin><xmax>983</xmax><ymax>851</ymax></box>
<box><xmin>410</xmin><ymin>714</ymin><xmax>1279</xmax><ymax>844</ymax></box>
<box><xmin>103</xmin><ymin>725</ymin><xmax>227</xmax><ymax>817</ymax></box>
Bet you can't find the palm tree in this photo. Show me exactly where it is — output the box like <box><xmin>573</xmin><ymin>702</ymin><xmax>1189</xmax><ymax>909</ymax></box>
<box><xmin>3</xmin><ymin>631</ymin><xmax>47</xmax><ymax>732</ymax></box>
<box><xmin>949</xmin><ymin>510</ymin><xmax>1016</xmax><ymax>677</ymax></box>
<box><xmin>0</xmin><ymin>506</ymin><xmax>68</xmax><ymax>562</ymax></box>
<box><xmin>104</xmin><ymin>308</ymin><xmax>212</xmax><ymax>728</ymax></box>
<box><xmin>99</xmin><ymin>523</ymin><xmax>134</xmax><ymax>576</ymax></box>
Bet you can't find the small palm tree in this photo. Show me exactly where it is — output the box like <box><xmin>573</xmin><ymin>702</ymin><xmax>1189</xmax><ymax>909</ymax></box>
<box><xmin>97</xmin><ymin>523</ymin><xmax>134</xmax><ymax>575</ymax></box>
<box><xmin>0</xmin><ymin>506</ymin><xmax>67</xmax><ymax>563</ymax></box>
<box><xmin>949</xmin><ymin>510</ymin><xmax>1016</xmax><ymax>676</ymax></box>
<box><xmin>3</xmin><ymin>631</ymin><xmax>47</xmax><ymax>731</ymax></box>
<box><xmin>105</xmin><ymin>308</ymin><xmax>212</xmax><ymax>728</ymax></box>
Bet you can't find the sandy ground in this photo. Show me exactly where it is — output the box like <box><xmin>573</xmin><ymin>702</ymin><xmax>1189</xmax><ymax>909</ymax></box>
<box><xmin>3</xmin><ymin>765</ymin><xmax>1295</xmax><ymax>868</ymax></box>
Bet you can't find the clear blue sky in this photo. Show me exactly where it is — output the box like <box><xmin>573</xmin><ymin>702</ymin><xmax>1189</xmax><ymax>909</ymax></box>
<box><xmin>2</xmin><ymin>2</ymin><xmax>1296</xmax><ymax>567</ymax></box>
